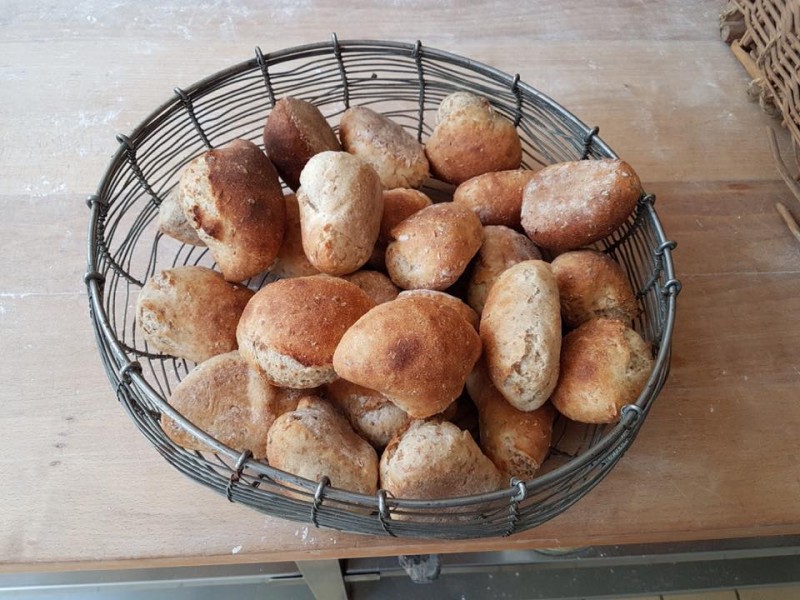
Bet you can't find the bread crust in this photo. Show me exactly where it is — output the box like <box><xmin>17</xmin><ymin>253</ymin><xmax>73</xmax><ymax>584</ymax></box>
<box><xmin>268</xmin><ymin>193</ymin><xmax>320</xmax><ymax>279</ymax></box>
<box><xmin>343</xmin><ymin>270</ymin><xmax>400</xmax><ymax>305</ymax></box>
<box><xmin>369</xmin><ymin>188</ymin><xmax>432</xmax><ymax>269</ymax></box>
<box><xmin>397</xmin><ymin>289</ymin><xmax>479</xmax><ymax>330</ymax></box>
<box><xmin>158</xmin><ymin>191</ymin><xmax>205</xmax><ymax>246</ymax></box>
<box><xmin>453</xmin><ymin>169</ymin><xmax>537</xmax><ymax>229</ymax></box>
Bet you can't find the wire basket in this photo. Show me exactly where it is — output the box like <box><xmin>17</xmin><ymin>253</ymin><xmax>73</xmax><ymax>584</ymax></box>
<box><xmin>84</xmin><ymin>37</ymin><xmax>680</xmax><ymax>539</ymax></box>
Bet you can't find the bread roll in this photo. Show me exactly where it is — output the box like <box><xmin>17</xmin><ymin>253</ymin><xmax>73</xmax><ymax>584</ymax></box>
<box><xmin>161</xmin><ymin>351</ymin><xmax>300</xmax><ymax>459</ymax></box>
<box><xmin>268</xmin><ymin>193</ymin><xmax>320</xmax><ymax>279</ymax></box>
<box><xmin>339</xmin><ymin>106</ymin><xmax>429</xmax><ymax>189</ymax></box>
<box><xmin>369</xmin><ymin>188</ymin><xmax>432</xmax><ymax>269</ymax></box>
<box><xmin>551</xmin><ymin>318</ymin><xmax>653</xmax><ymax>424</ymax></box>
<box><xmin>521</xmin><ymin>159</ymin><xmax>642</xmax><ymax>251</ymax></box>
<box><xmin>262</xmin><ymin>97</ymin><xmax>341</xmax><ymax>191</ymax></box>
<box><xmin>480</xmin><ymin>260</ymin><xmax>561</xmax><ymax>411</ymax></box>
<box><xmin>158</xmin><ymin>191</ymin><xmax>205</xmax><ymax>246</ymax></box>
<box><xmin>386</xmin><ymin>202</ymin><xmax>483</xmax><ymax>291</ymax></box>
<box><xmin>550</xmin><ymin>250</ymin><xmax>638</xmax><ymax>328</ymax></box>
<box><xmin>425</xmin><ymin>91</ymin><xmax>522</xmax><ymax>185</ymax></box>
<box><xmin>267</xmin><ymin>397</ymin><xmax>379</xmax><ymax>494</ymax></box>
<box><xmin>297</xmin><ymin>151</ymin><xmax>383</xmax><ymax>275</ymax></box>
<box><xmin>333</xmin><ymin>296</ymin><xmax>482</xmax><ymax>418</ymax></box>
<box><xmin>397</xmin><ymin>289</ymin><xmax>479</xmax><ymax>330</ymax></box>
<box><xmin>453</xmin><ymin>169</ymin><xmax>537</xmax><ymax>229</ymax></box>
<box><xmin>136</xmin><ymin>266</ymin><xmax>253</xmax><ymax>364</ymax></box>
<box><xmin>237</xmin><ymin>275</ymin><xmax>375</xmax><ymax>388</ymax></box>
<box><xmin>467</xmin><ymin>225</ymin><xmax>542</xmax><ymax>314</ymax></box>
<box><xmin>466</xmin><ymin>360</ymin><xmax>554</xmax><ymax>480</ymax></box>
<box><xmin>343</xmin><ymin>270</ymin><xmax>400</xmax><ymax>305</ymax></box>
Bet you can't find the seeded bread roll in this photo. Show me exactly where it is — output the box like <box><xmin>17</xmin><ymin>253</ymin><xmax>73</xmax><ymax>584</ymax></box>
<box><xmin>268</xmin><ymin>193</ymin><xmax>320</xmax><ymax>279</ymax></box>
<box><xmin>343</xmin><ymin>270</ymin><xmax>400</xmax><ymax>305</ymax></box>
<box><xmin>297</xmin><ymin>151</ymin><xmax>383</xmax><ymax>276</ymax></box>
<box><xmin>551</xmin><ymin>318</ymin><xmax>653</xmax><ymax>424</ymax></box>
<box><xmin>425</xmin><ymin>91</ymin><xmax>522</xmax><ymax>185</ymax></box>
<box><xmin>369</xmin><ymin>188</ymin><xmax>432</xmax><ymax>269</ymax></box>
<box><xmin>158</xmin><ymin>191</ymin><xmax>205</xmax><ymax>246</ymax></box>
<box><xmin>521</xmin><ymin>159</ymin><xmax>642</xmax><ymax>251</ymax></box>
<box><xmin>386</xmin><ymin>202</ymin><xmax>483</xmax><ymax>291</ymax></box>
<box><xmin>262</xmin><ymin>97</ymin><xmax>341</xmax><ymax>191</ymax></box>
<box><xmin>237</xmin><ymin>275</ymin><xmax>375</xmax><ymax>388</ymax></box>
<box><xmin>267</xmin><ymin>397</ymin><xmax>379</xmax><ymax>495</ymax></box>
<box><xmin>397</xmin><ymin>289</ymin><xmax>479</xmax><ymax>330</ymax></box>
<box><xmin>480</xmin><ymin>260</ymin><xmax>561</xmax><ymax>412</ymax></box>
<box><xmin>136</xmin><ymin>266</ymin><xmax>253</xmax><ymax>364</ymax></box>
<box><xmin>453</xmin><ymin>169</ymin><xmax>537</xmax><ymax>229</ymax></box>
<box><xmin>339</xmin><ymin>106</ymin><xmax>430</xmax><ymax>189</ymax></box>
<box><xmin>550</xmin><ymin>250</ymin><xmax>639</xmax><ymax>328</ymax></box>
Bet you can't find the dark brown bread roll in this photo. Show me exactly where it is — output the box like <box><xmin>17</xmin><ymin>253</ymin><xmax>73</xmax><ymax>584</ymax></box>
<box><xmin>453</xmin><ymin>169</ymin><xmax>537</xmax><ymax>229</ymax></box>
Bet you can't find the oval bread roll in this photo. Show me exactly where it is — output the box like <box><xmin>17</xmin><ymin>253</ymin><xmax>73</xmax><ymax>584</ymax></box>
<box><xmin>268</xmin><ymin>193</ymin><xmax>320</xmax><ymax>279</ymax></box>
<box><xmin>297</xmin><ymin>151</ymin><xmax>383</xmax><ymax>275</ymax></box>
<box><xmin>158</xmin><ymin>191</ymin><xmax>205</xmax><ymax>246</ymax></box>
<box><xmin>369</xmin><ymin>188</ymin><xmax>432</xmax><ymax>269</ymax></box>
<box><xmin>136</xmin><ymin>266</ymin><xmax>253</xmax><ymax>364</ymax></box>
<box><xmin>521</xmin><ymin>159</ymin><xmax>642</xmax><ymax>251</ymax></box>
<box><xmin>343</xmin><ymin>270</ymin><xmax>400</xmax><ymax>305</ymax></box>
<box><xmin>480</xmin><ymin>260</ymin><xmax>561</xmax><ymax>411</ymax></box>
<box><xmin>453</xmin><ymin>169</ymin><xmax>537</xmax><ymax>229</ymax></box>
<box><xmin>397</xmin><ymin>289</ymin><xmax>479</xmax><ymax>330</ymax></box>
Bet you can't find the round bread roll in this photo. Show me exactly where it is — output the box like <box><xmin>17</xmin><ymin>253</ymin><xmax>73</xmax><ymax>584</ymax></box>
<box><xmin>136</xmin><ymin>266</ymin><xmax>253</xmax><ymax>364</ymax></box>
<box><xmin>385</xmin><ymin>202</ymin><xmax>483</xmax><ymax>291</ymax></box>
<box><xmin>262</xmin><ymin>97</ymin><xmax>341</xmax><ymax>191</ymax></box>
<box><xmin>551</xmin><ymin>318</ymin><xmax>653</xmax><ymax>424</ymax></box>
<box><xmin>369</xmin><ymin>188</ymin><xmax>432</xmax><ymax>269</ymax></box>
<box><xmin>158</xmin><ymin>191</ymin><xmax>205</xmax><ymax>246</ymax></box>
<box><xmin>453</xmin><ymin>169</ymin><xmax>537</xmax><ymax>229</ymax></box>
<box><xmin>480</xmin><ymin>260</ymin><xmax>561</xmax><ymax>412</ymax></box>
<box><xmin>339</xmin><ymin>106</ymin><xmax>430</xmax><ymax>189</ymax></box>
<box><xmin>268</xmin><ymin>193</ymin><xmax>320</xmax><ymax>279</ymax></box>
<box><xmin>521</xmin><ymin>159</ymin><xmax>642</xmax><ymax>251</ymax></box>
<box><xmin>467</xmin><ymin>225</ymin><xmax>542</xmax><ymax>314</ymax></box>
<box><xmin>550</xmin><ymin>250</ymin><xmax>638</xmax><ymax>328</ymax></box>
<box><xmin>297</xmin><ymin>151</ymin><xmax>383</xmax><ymax>276</ymax></box>
<box><xmin>397</xmin><ymin>289</ymin><xmax>479</xmax><ymax>330</ymax></box>
<box><xmin>161</xmin><ymin>351</ymin><xmax>300</xmax><ymax>459</ymax></box>
<box><xmin>343</xmin><ymin>270</ymin><xmax>400</xmax><ymax>305</ymax></box>
<box><xmin>425</xmin><ymin>91</ymin><xmax>522</xmax><ymax>185</ymax></box>
<box><xmin>325</xmin><ymin>379</ymin><xmax>411</xmax><ymax>450</ymax></box>
<box><xmin>267</xmin><ymin>397</ymin><xmax>379</xmax><ymax>494</ymax></box>
<box><xmin>237</xmin><ymin>275</ymin><xmax>375</xmax><ymax>388</ymax></box>
<box><xmin>466</xmin><ymin>359</ymin><xmax>554</xmax><ymax>480</ymax></box>
<box><xmin>333</xmin><ymin>296</ymin><xmax>482</xmax><ymax>418</ymax></box>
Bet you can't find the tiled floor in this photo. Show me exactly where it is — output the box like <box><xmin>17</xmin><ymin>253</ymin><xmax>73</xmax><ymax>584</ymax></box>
<box><xmin>628</xmin><ymin>585</ymin><xmax>800</xmax><ymax>600</ymax></box>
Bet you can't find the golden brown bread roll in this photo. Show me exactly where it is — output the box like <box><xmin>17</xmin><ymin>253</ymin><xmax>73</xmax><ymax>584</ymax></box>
<box><xmin>136</xmin><ymin>266</ymin><xmax>253</xmax><ymax>364</ymax></box>
<box><xmin>453</xmin><ymin>169</ymin><xmax>537</xmax><ymax>229</ymax></box>
<box><xmin>551</xmin><ymin>318</ymin><xmax>653</xmax><ymax>424</ymax></box>
<box><xmin>158</xmin><ymin>191</ymin><xmax>205</xmax><ymax>246</ymax></box>
<box><xmin>236</xmin><ymin>275</ymin><xmax>375</xmax><ymax>388</ymax></box>
<box><xmin>397</xmin><ymin>289</ymin><xmax>479</xmax><ymax>330</ymax></box>
<box><xmin>161</xmin><ymin>351</ymin><xmax>300</xmax><ymax>459</ymax></box>
<box><xmin>343</xmin><ymin>270</ymin><xmax>400</xmax><ymax>305</ymax></box>
<box><xmin>480</xmin><ymin>260</ymin><xmax>561</xmax><ymax>412</ymax></box>
<box><xmin>550</xmin><ymin>250</ymin><xmax>639</xmax><ymax>328</ymax></box>
<box><xmin>369</xmin><ymin>188</ymin><xmax>433</xmax><ymax>269</ymax></box>
<box><xmin>268</xmin><ymin>193</ymin><xmax>320</xmax><ymax>279</ymax></box>
<box><xmin>267</xmin><ymin>396</ymin><xmax>379</xmax><ymax>494</ymax></box>
<box><xmin>520</xmin><ymin>159</ymin><xmax>642</xmax><ymax>251</ymax></box>
<box><xmin>467</xmin><ymin>225</ymin><xmax>542</xmax><ymax>314</ymax></box>
<box><xmin>425</xmin><ymin>91</ymin><xmax>522</xmax><ymax>185</ymax></box>
<box><xmin>332</xmin><ymin>296</ymin><xmax>482</xmax><ymax>419</ymax></box>
<box><xmin>262</xmin><ymin>97</ymin><xmax>341</xmax><ymax>191</ymax></box>
<box><xmin>339</xmin><ymin>106</ymin><xmax>430</xmax><ymax>189</ymax></box>
<box><xmin>297</xmin><ymin>151</ymin><xmax>383</xmax><ymax>276</ymax></box>
<box><xmin>385</xmin><ymin>202</ymin><xmax>483</xmax><ymax>291</ymax></box>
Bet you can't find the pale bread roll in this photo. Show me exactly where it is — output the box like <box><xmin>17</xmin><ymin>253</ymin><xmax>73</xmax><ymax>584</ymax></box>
<box><xmin>551</xmin><ymin>318</ymin><xmax>653</xmax><ymax>424</ymax></box>
<box><xmin>236</xmin><ymin>275</ymin><xmax>375</xmax><ymax>388</ymax></box>
<box><xmin>453</xmin><ymin>169</ymin><xmax>537</xmax><ymax>229</ymax></box>
<box><xmin>397</xmin><ymin>289</ymin><xmax>479</xmax><ymax>330</ymax></box>
<box><xmin>385</xmin><ymin>202</ymin><xmax>483</xmax><ymax>291</ymax></box>
<box><xmin>369</xmin><ymin>188</ymin><xmax>432</xmax><ymax>269</ymax></box>
<box><xmin>297</xmin><ymin>151</ymin><xmax>383</xmax><ymax>276</ymax></box>
<box><xmin>268</xmin><ymin>193</ymin><xmax>320</xmax><ymax>279</ymax></box>
<box><xmin>343</xmin><ymin>270</ymin><xmax>400</xmax><ymax>305</ymax></box>
<box><xmin>339</xmin><ymin>106</ymin><xmax>430</xmax><ymax>189</ymax></box>
<box><xmin>158</xmin><ymin>191</ymin><xmax>205</xmax><ymax>246</ymax></box>
<box><xmin>267</xmin><ymin>397</ymin><xmax>379</xmax><ymax>494</ymax></box>
<box><xmin>179</xmin><ymin>139</ymin><xmax>286</xmax><ymax>282</ymax></box>
<box><xmin>136</xmin><ymin>266</ymin><xmax>253</xmax><ymax>364</ymax></box>
<box><xmin>332</xmin><ymin>296</ymin><xmax>482</xmax><ymax>419</ymax></box>
<box><xmin>480</xmin><ymin>260</ymin><xmax>561</xmax><ymax>411</ymax></box>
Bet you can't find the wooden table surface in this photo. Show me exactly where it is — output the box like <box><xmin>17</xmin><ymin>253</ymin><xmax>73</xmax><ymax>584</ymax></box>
<box><xmin>2</xmin><ymin>0</ymin><xmax>800</xmax><ymax>573</ymax></box>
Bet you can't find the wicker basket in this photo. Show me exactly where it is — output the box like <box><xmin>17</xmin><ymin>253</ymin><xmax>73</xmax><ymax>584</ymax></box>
<box><xmin>84</xmin><ymin>37</ymin><xmax>679</xmax><ymax>539</ymax></box>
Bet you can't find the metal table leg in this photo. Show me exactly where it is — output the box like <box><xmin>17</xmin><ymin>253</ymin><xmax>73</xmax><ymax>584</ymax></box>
<box><xmin>296</xmin><ymin>559</ymin><xmax>349</xmax><ymax>600</ymax></box>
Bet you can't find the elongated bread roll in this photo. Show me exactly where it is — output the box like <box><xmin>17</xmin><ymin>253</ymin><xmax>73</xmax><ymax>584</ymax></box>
<box><xmin>453</xmin><ymin>169</ymin><xmax>537</xmax><ymax>229</ymax></box>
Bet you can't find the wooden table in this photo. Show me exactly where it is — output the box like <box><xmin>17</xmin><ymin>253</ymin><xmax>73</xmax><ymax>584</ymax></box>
<box><xmin>2</xmin><ymin>0</ymin><xmax>800</xmax><ymax>581</ymax></box>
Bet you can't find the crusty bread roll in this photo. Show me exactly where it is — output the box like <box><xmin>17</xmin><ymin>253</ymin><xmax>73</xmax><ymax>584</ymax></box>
<box><xmin>521</xmin><ymin>159</ymin><xmax>642</xmax><ymax>251</ymax></box>
<box><xmin>425</xmin><ymin>91</ymin><xmax>522</xmax><ymax>185</ymax></box>
<box><xmin>268</xmin><ymin>193</ymin><xmax>320</xmax><ymax>279</ymax></box>
<box><xmin>551</xmin><ymin>318</ymin><xmax>653</xmax><ymax>424</ymax></box>
<box><xmin>397</xmin><ymin>289</ymin><xmax>479</xmax><ymax>330</ymax></box>
<box><xmin>297</xmin><ymin>151</ymin><xmax>383</xmax><ymax>276</ymax></box>
<box><xmin>136</xmin><ymin>266</ymin><xmax>253</xmax><ymax>364</ymax></box>
<box><xmin>385</xmin><ymin>202</ymin><xmax>483</xmax><ymax>290</ymax></box>
<box><xmin>466</xmin><ymin>359</ymin><xmax>554</xmax><ymax>480</ymax></box>
<box><xmin>369</xmin><ymin>188</ymin><xmax>432</xmax><ymax>269</ymax></box>
<box><xmin>343</xmin><ymin>270</ymin><xmax>400</xmax><ymax>305</ymax></box>
<box><xmin>267</xmin><ymin>397</ymin><xmax>379</xmax><ymax>494</ymax></box>
<box><xmin>158</xmin><ymin>191</ymin><xmax>205</xmax><ymax>246</ymax></box>
<box><xmin>467</xmin><ymin>225</ymin><xmax>542</xmax><ymax>314</ymax></box>
<box><xmin>333</xmin><ymin>296</ymin><xmax>482</xmax><ymax>418</ymax></box>
<box><xmin>237</xmin><ymin>275</ymin><xmax>375</xmax><ymax>388</ymax></box>
<box><xmin>325</xmin><ymin>379</ymin><xmax>411</xmax><ymax>449</ymax></box>
<box><xmin>550</xmin><ymin>250</ymin><xmax>639</xmax><ymax>328</ymax></box>
<box><xmin>339</xmin><ymin>106</ymin><xmax>430</xmax><ymax>189</ymax></box>
<box><xmin>262</xmin><ymin>97</ymin><xmax>341</xmax><ymax>191</ymax></box>
<box><xmin>179</xmin><ymin>139</ymin><xmax>286</xmax><ymax>282</ymax></box>
<box><xmin>161</xmin><ymin>351</ymin><xmax>300</xmax><ymax>459</ymax></box>
<box><xmin>453</xmin><ymin>169</ymin><xmax>537</xmax><ymax>229</ymax></box>
<box><xmin>480</xmin><ymin>260</ymin><xmax>561</xmax><ymax>411</ymax></box>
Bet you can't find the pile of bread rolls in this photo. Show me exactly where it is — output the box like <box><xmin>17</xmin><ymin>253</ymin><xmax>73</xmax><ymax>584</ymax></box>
<box><xmin>141</xmin><ymin>90</ymin><xmax>654</xmax><ymax>505</ymax></box>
